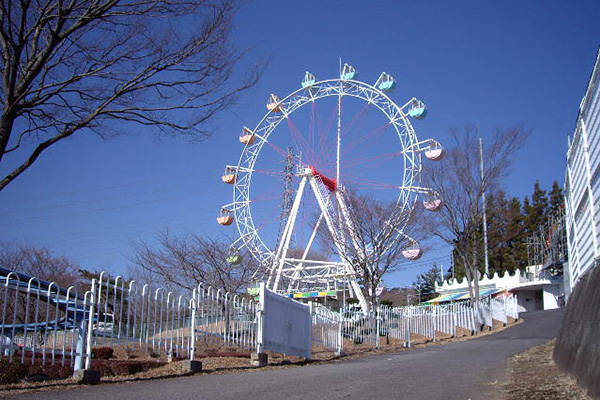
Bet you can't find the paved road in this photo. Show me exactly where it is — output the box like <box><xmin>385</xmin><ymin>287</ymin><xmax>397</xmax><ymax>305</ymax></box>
<box><xmin>9</xmin><ymin>309</ymin><xmax>564</xmax><ymax>400</ymax></box>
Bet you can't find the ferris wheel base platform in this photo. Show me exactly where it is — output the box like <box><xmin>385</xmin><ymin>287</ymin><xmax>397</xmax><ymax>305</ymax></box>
<box><xmin>286</xmin><ymin>290</ymin><xmax>338</xmax><ymax>299</ymax></box>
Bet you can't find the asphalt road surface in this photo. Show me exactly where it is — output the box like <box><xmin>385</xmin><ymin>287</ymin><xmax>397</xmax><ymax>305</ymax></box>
<box><xmin>8</xmin><ymin>309</ymin><xmax>564</xmax><ymax>400</ymax></box>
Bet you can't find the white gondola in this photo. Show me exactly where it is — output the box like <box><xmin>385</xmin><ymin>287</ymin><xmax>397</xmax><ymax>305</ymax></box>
<box><xmin>239</xmin><ymin>126</ymin><xmax>255</xmax><ymax>145</ymax></box>
<box><xmin>425</xmin><ymin>140</ymin><xmax>445</xmax><ymax>161</ymax></box>
<box><xmin>217</xmin><ymin>208</ymin><xmax>234</xmax><ymax>226</ymax></box>
<box><xmin>408</xmin><ymin>99</ymin><xmax>428</xmax><ymax>119</ymax></box>
<box><xmin>423</xmin><ymin>191</ymin><xmax>444</xmax><ymax>211</ymax></box>
<box><xmin>267</xmin><ymin>94</ymin><xmax>283</xmax><ymax>112</ymax></box>
<box><xmin>221</xmin><ymin>166</ymin><xmax>236</xmax><ymax>184</ymax></box>
<box><xmin>341</xmin><ymin>63</ymin><xmax>358</xmax><ymax>80</ymax></box>
<box><xmin>375</xmin><ymin>72</ymin><xmax>396</xmax><ymax>92</ymax></box>
<box><xmin>402</xmin><ymin>244</ymin><xmax>423</xmax><ymax>260</ymax></box>
<box><xmin>302</xmin><ymin>71</ymin><xmax>317</xmax><ymax>88</ymax></box>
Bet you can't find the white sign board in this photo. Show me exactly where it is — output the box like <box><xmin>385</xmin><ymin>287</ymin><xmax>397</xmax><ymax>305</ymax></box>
<box><xmin>259</xmin><ymin>284</ymin><xmax>312</xmax><ymax>358</ymax></box>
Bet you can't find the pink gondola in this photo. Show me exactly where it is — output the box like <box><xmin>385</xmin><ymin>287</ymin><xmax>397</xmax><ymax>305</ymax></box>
<box><xmin>402</xmin><ymin>246</ymin><xmax>423</xmax><ymax>260</ymax></box>
<box><xmin>425</xmin><ymin>141</ymin><xmax>445</xmax><ymax>161</ymax></box>
<box><xmin>423</xmin><ymin>194</ymin><xmax>443</xmax><ymax>212</ymax></box>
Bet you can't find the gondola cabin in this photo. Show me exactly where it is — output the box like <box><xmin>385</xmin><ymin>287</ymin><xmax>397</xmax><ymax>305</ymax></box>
<box><xmin>408</xmin><ymin>100</ymin><xmax>428</xmax><ymax>119</ymax></box>
<box><xmin>425</xmin><ymin>142</ymin><xmax>445</xmax><ymax>161</ymax></box>
<box><xmin>267</xmin><ymin>94</ymin><xmax>283</xmax><ymax>112</ymax></box>
<box><xmin>423</xmin><ymin>197</ymin><xmax>444</xmax><ymax>212</ymax></box>
<box><xmin>302</xmin><ymin>71</ymin><xmax>317</xmax><ymax>88</ymax></box>
<box><xmin>341</xmin><ymin>63</ymin><xmax>358</xmax><ymax>80</ymax></box>
<box><xmin>375</xmin><ymin>72</ymin><xmax>396</xmax><ymax>92</ymax></box>
<box><xmin>221</xmin><ymin>167</ymin><xmax>236</xmax><ymax>184</ymax></box>
<box><xmin>239</xmin><ymin>126</ymin><xmax>255</xmax><ymax>145</ymax></box>
<box><xmin>402</xmin><ymin>246</ymin><xmax>423</xmax><ymax>260</ymax></box>
<box><xmin>217</xmin><ymin>209</ymin><xmax>234</xmax><ymax>226</ymax></box>
<box><xmin>226</xmin><ymin>252</ymin><xmax>242</xmax><ymax>265</ymax></box>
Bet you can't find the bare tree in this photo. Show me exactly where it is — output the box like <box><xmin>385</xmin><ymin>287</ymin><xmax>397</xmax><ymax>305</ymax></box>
<box><xmin>333</xmin><ymin>188</ymin><xmax>429</xmax><ymax>308</ymax></box>
<box><xmin>0</xmin><ymin>0</ymin><xmax>262</xmax><ymax>190</ymax></box>
<box><xmin>426</xmin><ymin>124</ymin><xmax>531</xmax><ymax>304</ymax></box>
<box><xmin>0</xmin><ymin>241</ymin><xmax>82</xmax><ymax>288</ymax></box>
<box><xmin>130</xmin><ymin>230</ymin><xmax>256</xmax><ymax>293</ymax></box>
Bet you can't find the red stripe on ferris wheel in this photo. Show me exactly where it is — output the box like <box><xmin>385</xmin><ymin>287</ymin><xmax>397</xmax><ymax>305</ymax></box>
<box><xmin>309</xmin><ymin>166</ymin><xmax>337</xmax><ymax>192</ymax></box>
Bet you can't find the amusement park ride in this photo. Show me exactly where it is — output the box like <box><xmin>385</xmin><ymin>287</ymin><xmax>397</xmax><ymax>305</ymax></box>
<box><xmin>218</xmin><ymin>64</ymin><xmax>444</xmax><ymax>313</ymax></box>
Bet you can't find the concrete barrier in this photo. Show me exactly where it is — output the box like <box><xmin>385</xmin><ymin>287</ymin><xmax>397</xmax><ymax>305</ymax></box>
<box><xmin>553</xmin><ymin>264</ymin><xmax>600</xmax><ymax>399</ymax></box>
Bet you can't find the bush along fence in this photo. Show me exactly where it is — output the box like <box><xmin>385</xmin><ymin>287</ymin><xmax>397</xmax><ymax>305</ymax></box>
<box><xmin>1</xmin><ymin>266</ymin><xmax>519</xmax><ymax>378</ymax></box>
<box><xmin>311</xmin><ymin>294</ymin><xmax>519</xmax><ymax>353</ymax></box>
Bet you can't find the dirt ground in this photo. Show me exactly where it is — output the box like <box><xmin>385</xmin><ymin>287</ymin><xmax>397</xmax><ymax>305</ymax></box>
<box><xmin>502</xmin><ymin>339</ymin><xmax>591</xmax><ymax>400</ymax></box>
<box><xmin>0</xmin><ymin>319</ymin><xmax>520</xmax><ymax>398</ymax></box>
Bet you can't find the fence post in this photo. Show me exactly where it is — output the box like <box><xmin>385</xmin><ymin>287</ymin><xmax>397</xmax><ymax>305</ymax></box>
<box><xmin>251</xmin><ymin>282</ymin><xmax>268</xmax><ymax>367</ymax></box>
<box><xmin>432</xmin><ymin>306</ymin><xmax>437</xmax><ymax>342</ymax></box>
<box><xmin>256</xmin><ymin>282</ymin><xmax>265</xmax><ymax>355</ymax></box>
<box><xmin>189</xmin><ymin>288</ymin><xmax>197</xmax><ymax>361</ymax></box>
<box><xmin>84</xmin><ymin>279</ymin><xmax>97</xmax><ymax>370</ymax></box>
<box><xmin>337</xmin><ymin>305</ymin><xmax>345</xmax><ymax>356</ymax></box>
<box><xmin>406</xmin><ymin>308</ymin><xmax>411</xmax><ymax>348</ymax></box>
<box><xmin>375</xmin><ymin>307</ymin><xmax>381</xmax><ymax>349</ymax></box>
<box><xmin>452</xmin><ymin>303</ymin><xmax>457</xmax><ymax>337</ymax></box>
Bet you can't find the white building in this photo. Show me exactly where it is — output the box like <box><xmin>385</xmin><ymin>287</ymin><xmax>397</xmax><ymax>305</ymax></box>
<box><xmin>565</xmin><ymin>46</ymin><xmax>600</xmax><ymax>292</ymax></box>
<box><xmin>433</xmin><ymin>266</ymin><xmax>563</xmax><ymax>313</ymax></box>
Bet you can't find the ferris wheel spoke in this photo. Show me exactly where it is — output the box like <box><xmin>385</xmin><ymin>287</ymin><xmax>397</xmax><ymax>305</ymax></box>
<box><xmin>341</xmin><ymin>102</ymin><xmax>371</xmax><ymax>139</ymax></box>
<box><xmin>315</xmin><ymin>102</ymin><xmax>338</xmax><ymax>161</ymax></box>
<box><xmin>341</xmin><ymin>150</ymin><xmax>402</xmax><ymax>170</ymax></box>
<box><xmin>286</xmin><ymin>117</ymin><xmax>320</xmax><ymax>167</ymax></box>
<box><xmin>344</xmin><ymin>121</ymin><xmax>392</xmax><ymax>155</ymax></box>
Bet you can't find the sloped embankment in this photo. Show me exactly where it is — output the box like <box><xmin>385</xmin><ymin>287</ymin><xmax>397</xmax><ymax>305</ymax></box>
<box><xmin>553</xmin><ymin>265</ymin><xmax>600</xmax><ymax>399</ymax></box>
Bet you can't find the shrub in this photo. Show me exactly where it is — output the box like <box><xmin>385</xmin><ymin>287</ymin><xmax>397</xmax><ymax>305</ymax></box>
<box><xmin>0</xmin><ymin>359</ymin><xmax>29</xmax><ymax>384</ymax></box>
<box><xmin>92</xmin><ymin>360</ymin><xmax>166</xmax><ymax>377</ymax></box>
<box><xmin>92</xmin><ymin>347</ymin><xmax>114</xmax><ymax>360</ymax></box>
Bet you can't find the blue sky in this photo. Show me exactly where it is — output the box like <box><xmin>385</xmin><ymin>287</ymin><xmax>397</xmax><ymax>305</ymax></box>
<box><xmin>1</xmin><ymin>0</ymin><xmax>599</xmax><ymax>288</ymax></box>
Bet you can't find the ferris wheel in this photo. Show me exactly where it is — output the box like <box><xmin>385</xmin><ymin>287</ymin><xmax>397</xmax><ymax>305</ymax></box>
<box><xmin>218</xmin><ymin>63</ymin><xmax>444</xmax><ymax>312</ymax></box>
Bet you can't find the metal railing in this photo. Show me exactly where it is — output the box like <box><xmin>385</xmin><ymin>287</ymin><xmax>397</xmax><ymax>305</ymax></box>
<box><xmin>311</xmin><ymin>294</ymin><xmax>519</xmax><ymax>352</ymax></box>
<box><xmin>1</xmin><ymin>269</ymin><xmax>260</xmax><ymax>373</ymax></box>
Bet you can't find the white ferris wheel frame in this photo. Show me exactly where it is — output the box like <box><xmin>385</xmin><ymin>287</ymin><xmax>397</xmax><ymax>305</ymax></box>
<box><xmin>224</xmin><ymin>78</ymin><xmax>436</xmax><ymax>278</ymax></box>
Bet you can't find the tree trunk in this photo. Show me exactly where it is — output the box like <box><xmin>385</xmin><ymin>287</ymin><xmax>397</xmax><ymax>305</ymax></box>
<box><xmin>0</xmin><ymin>111</ymin><xmax>15</xmax><ymax>163</ymax></box>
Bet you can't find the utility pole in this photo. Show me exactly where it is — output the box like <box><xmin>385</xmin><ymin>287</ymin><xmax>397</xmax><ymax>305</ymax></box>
<box><xmin>479</xmin><ymin>137</ymin><xmax>490</xmax><ymax>277</ymax></box>
<box><xmin>336</xmin><ymin>57</ymin><xmax>342</xmax><ymax>184</ymax></box>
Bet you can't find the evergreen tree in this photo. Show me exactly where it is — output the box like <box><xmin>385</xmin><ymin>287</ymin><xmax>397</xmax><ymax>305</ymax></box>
<box><xmin>505</xmin><ymin>196</ymin><xmax>528</xmax><ymax>271</ymax></box>
<box><xmin>548</xmin><ymin>180</ymin><xmax>564</xmax><ymax>216</ymax></box>
<box><xmin>450</xmin><ymin>180</ymin><xmax>558</xmax><ymax>279</ymax></box>
<box><xmin>413</xmin><ymin>266</ymin><xmax>442</xmax><ymax>302</ymax></box>
<box><xmin>525</xmin><ymin>180</ymin><xmax>549</xmax><ymax>235</ymax></box>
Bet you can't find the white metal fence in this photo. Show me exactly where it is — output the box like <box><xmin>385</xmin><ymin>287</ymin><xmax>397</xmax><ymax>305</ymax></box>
<box><xmin>311</xmin><ymin>293</ymin><xmax>519</xmax><ymax>352</ymax></box>
<box><xmin>0</xmin><ymin>269</ymin><xmax>88</xmax><ymax>368</ymax></box>
<box><xmin>0</xmin><ymin>268</ymin><xmax>259</xmax><ymax>373</ymax></box>
<box><xmin>1</xmin><ymin>266</ymin><xmax>520</xmax><ymax>375</ymax></box>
